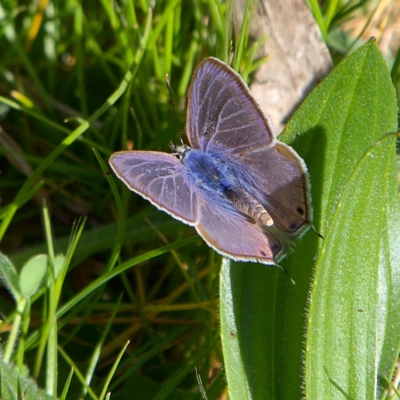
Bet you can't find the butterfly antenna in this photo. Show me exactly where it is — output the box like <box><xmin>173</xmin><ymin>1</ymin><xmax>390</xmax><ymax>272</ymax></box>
<box><xmin>310</xmin><ymin>222</ymin><xmax>324</xmax><ymax>239</ymax></box>
<box><xmin>165</xmin><ymin>73</ymin><xmax>182</xmax><ymax>144</ymax></box>
<box><xmin>276</xmin><ymin>263</ymin><xmax>296</xmax><ymax>286</ymax></box>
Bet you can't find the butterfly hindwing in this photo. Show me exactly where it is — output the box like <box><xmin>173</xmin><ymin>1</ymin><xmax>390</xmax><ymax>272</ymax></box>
<box><xmin>231</xmin><ymin>142</ymin><xmax>311</xmax><ymax>235</ymax></box>
<box><xmin>196</xmin><ymin>195</ymin><xmax>283</xmax><ymax>264</ymax></box>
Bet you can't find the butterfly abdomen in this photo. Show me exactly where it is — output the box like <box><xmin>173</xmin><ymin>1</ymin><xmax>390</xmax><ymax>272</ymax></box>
<box><xmin>225</xmin><ymin>189</ymin><xmax>273</xmax><ymax>227</ymax></box>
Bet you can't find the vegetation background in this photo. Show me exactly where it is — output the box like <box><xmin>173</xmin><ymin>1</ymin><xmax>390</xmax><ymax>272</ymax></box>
<box><xmin>0</xmin><ymin>0</ymin><xmax>399</xmax><ymax>399</ymax></box>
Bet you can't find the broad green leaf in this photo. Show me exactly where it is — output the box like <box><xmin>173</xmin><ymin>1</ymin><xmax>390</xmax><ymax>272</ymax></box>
<box><xmin>220</xmin><ymin>40</ymin><xmax>399</xmax><ymax>399</ymax></box>
<box><xmin>220</xmin><ymin>259</ymin><xmax>278</xmax><ymax>399</ymax></box>
<box><xmin>0</xmin><ymin>253</ymin><xmax>21</xmax><ymax>302</ymax></box>
<box><xmin>306</xmin><ymin>134</ymin><xmax>399</xmax><ymax>398</ymax></box>
<box><xmin>19</xmin><ymin>255</ymin><xmax>47</xmax><ymax>298</ymax></box>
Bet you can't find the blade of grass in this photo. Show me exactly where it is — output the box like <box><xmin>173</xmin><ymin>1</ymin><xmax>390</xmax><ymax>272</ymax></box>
<box><xmin>93</xmin><ymin>148</ymin><xmax>125</xmax><ymax>272</ymax></box>
<box><xmin>43</xmin><ymin>202</ymin><xmax>57</xmax><ymax>396</ymax></box>
<box><xmin>58</xmin><ymin>346</ymin><xmax>99</xmax><ymax>400</ymax></box>
<box><xmin>23</xmin><ymin>235</ymin><xmax>199</xmax><ymax>350</ymax></box>
<box><xmin>147</xmin><ymin>0</ymin><xmax>180</xmax><ymax>52</ymax></box>
<box><xmin>59</xmin><ymin>368</ymin><xmax>74</xmax><ymax>400</ymax></box>
<box><xmin>82</xmin><ymin>294</ymin><xmax>123</xmax><ymax>399</ymax></box>
<box><xmin>308</xmin><ymin>0</ymin><xmax>328</xmax><ymax>41</ymax></box>
<box><xmin>153</xmin><ymin>349</ymin><xmax>210</xmax><ymax>400</ymax></box>
<box><xmin>0</xmin><ymin>7</ymin><xmax>152</xmax><ymax>241</ymax></box>
<box><xmin>223</xmin><ymin>0</ymin><xmax>233</xmax><ymax>64</ymax></box>
<box><xmin>98</xmin><ymin>340</ymin><xmax>130</xmax><ymax>400</ymax></box>
<box><xmin>233</xmin><ymin>0</ymin><xmax>250</xmax><ymax>71</ymax></box>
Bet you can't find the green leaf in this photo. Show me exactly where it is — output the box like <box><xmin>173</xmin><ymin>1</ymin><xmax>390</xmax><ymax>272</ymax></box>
<box><xmin>305</xmin><ymin>134</ymin><xmax>399</xmax><ymax>398</ymax></box>
<box><xmin>0</xmin><ymin>253</ymin><xmax>21</xmax><ymax>302</ymax></box>
<box><xmin>53</xmin><ymin>254</ymin><xmax>65</xmax><ymax>280</ymax></box>
<box><xmin>0</xmin><ymin>356</ymin><xmax>53</xmax><ymax>400</ymax></box>
<box><xmin>220</xmin><ymin>40</ymin><xmax>399</xmax><ymax>399</ymax></box>
<box><xmin>220</xmin><ymin>260</ymin><xmax>278</xmax><ymax>399</ymax></box>
<box><xmin>19</xmin><ymin>255</ymin><xmax>47</xmax><ymax>298</ymax></box>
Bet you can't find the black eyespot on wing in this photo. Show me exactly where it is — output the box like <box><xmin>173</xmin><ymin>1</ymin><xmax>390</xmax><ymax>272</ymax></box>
<box><xmin>260</xmin><ymin>251</ymin><xmax>266</xmax><ymax>256</ymax></box>
<box><xmin>297</xmin><ymin>207</ymin><xmax>304</xmax><ymax>215</ymax></box>
<box><xmin>271</xmin><ymin>243</ymin><xmax>280</xmax><ymax>252</ymax></box>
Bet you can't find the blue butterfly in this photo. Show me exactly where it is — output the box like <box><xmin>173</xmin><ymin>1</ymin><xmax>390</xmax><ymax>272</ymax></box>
<box><xmin>110</xmin><ymin>57</ymin><xmax>311</xmax><ymax>265</ymax></box>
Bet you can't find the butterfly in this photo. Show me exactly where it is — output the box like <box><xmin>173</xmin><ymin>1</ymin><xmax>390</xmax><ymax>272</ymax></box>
<box><xmin>109</xmin><ymin>57</ymin><xmax>311</xmax><ymax>265</ymax></box>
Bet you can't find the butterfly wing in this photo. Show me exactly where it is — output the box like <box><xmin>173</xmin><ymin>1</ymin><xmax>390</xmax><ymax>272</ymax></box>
<box><xmin>187</xmin><ymin>57</ymin><xmax>310</xmax><ymax>237</ymax></box>
<box><xmin>196</xmin><ymin>195</ymin><xmax>283</xmax><ymax>264</ymax></box>
<box><xmin>110</xmin><ymin>151</ymin><xmax>281</xmax><ymax>263</ymax></box>
<box><xmin>110</xmin><ymin>57</ymin><xmax>311</xmax><ymax>261</ymax></box>
<box><xmin>233</xmin><ymin>142</ymin><xmax>311</xmax><ymax>235</ymax></box>
<box><xmin>187</xmin><ymin>57</ymin><xmax>275</xmax><ymax>155</ymax></box>
<box><xmin>110</xmin><ymin>151</ymin><xmax>199</xmax><ymax>224</ymax></box>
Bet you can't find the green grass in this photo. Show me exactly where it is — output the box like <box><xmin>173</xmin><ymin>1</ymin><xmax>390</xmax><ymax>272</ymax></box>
<box><xmin>0</xmin><ymin>1</ymin><xmax>399</xmax><ymax>399</ymax></box>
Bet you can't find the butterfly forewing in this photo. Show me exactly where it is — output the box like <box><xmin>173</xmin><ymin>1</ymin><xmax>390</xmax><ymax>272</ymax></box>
<box><xmin>110</xmin><ymin>152</ymin><xmax>199</xmax><ymax>224</ymax></box>
<box><xmin>187</xmin><ymin>57</ymin><xmax>275</xmax><ymax>155</ymax></box>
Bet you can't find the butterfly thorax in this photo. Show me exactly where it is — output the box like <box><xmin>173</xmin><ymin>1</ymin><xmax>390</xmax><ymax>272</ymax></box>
<box><xmin>179</xmin><ymin>148</ymin><xmax>233</xmax><ymax>193</ymax></box>
<box><xmin>180</xmin><ymin>148</ymin><xmax>273</xmax><ymax>226</ymax></box>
